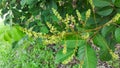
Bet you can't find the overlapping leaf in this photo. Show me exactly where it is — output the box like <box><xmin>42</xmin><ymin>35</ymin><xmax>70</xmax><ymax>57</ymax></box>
<box><xmin>0</xmin><ymin>25</ymin><xmax>25</xmax><ymax>44</ymax></box>
<box><xmin>101</xmin><ymin>25</ymin><xmax>115</xmax><ymax>37</ymax></box>
<box><xmin>77</xmin><ymin>40</ymin><xmax>97</xmax><ymax>68</ymax></box>
<box><xmin>93</xmin><ymin>34</ymin><xmax>112</xmax><ymax>61</ymax></box>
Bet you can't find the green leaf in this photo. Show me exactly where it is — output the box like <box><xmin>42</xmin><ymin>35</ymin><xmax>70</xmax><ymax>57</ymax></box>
<box><xmin>51</xmin><ymin>15</ymin><xmax>59</xmax><ymax>22</ymax></box>
<box><xmin>20</xmin><ymin>0</ymin><xmax>35</xmax><ymax>7</ymax></box>
<box><xmin>99</xmin><ymin>49</ymin><xmax>111</xmax><ymax>61</ymax></box>
<box><xmin>64</xmin><ymin>33</ymin><xmax>81</xmax><ymax>40</ymax></box>
<box><xmin>55</xmin><ymin>48</ymin><xmax>74</xmax><ymax>64</ymax></box>
<box><xmin>29</xmin><ymin>6</ymin><xmax>40</xmax><ymax>16</ymax></box>
<box><xmin>82</xmin><ymin>45</ymin><xmax>97</xmax><ymax>68</ymax></box>
<box><xmin>77</xmin><ymin>43</ymin><xmax>97</xmax><ymax>68</ymax></box>
<box><xmin>65</xmin><ymin>40</ymin><xmax>84</xmax><ymax>48</ymax></box>
<box><xmin>26</xmin><ymin>0</ymin><xmax>35</xmax><ymax>5</ymax></box>
<box><xmin>50</xmin><ymin>0</ymin><xmax>57</xmax><ymax>9</ymax></box>
<box><xmin>116</xmin><ymin>17</ymin><xmax>120</xmax><ymax>24</ymax></box>
<box><xmin>77</xmin><ymin>40</ymin><xmax>86</xmax><ymax>60</ymax></box>
<box><xmin>40</xmin><ymin>26</ymin><xmax>49</xmax><ymax>33</ymax></box>
<box><xmin>104</xmin><ymin>34</ymin><xmax>116</xmax><ymax>51</ymax></box>
<box><xmin>93</xmin><ymin>34</ymin><xmax>108</xmax><ymax>48</ymax></box>
<box><xmin>93</xmin><ymin>34</ymin><xmax>112</xmax><ymax>61</ymax></box>
<box><xmin>20</xmin><ymin>0</ymin><xmax>27</xmax><ymax>7</ymax></box>
<box><xmin>101</xmin><ymin>25</ymin><xmax>115</xmax><ymax>37</ymax></box>
<box><xmin>12</xmin><ymin>9</ymin><xmax>22</xmax><ymax>18</ymax></box>
<box><xmin>112</xmin><ymin>0</ymin><xmax>115</xmax><ymax>3</ymax></box>
<box><xmin>115</xmin><ymin>28</ymin><xmax>120</xmax><ymax>43</ymax></box>
<box><xmin>9</xmin><ymin>27</ymin><xmax>24</xmax><ymax>41</ymax></box>
<box><xmin>2</xmin><ymin>26</ymin><xmax>25</xmax><ymax>44</ymax></box>
<box><xmin>65</xmin><ymin>40</ymin><xmax>77</xmax><ymax>48</ymax></box>
<box><xmin>97</xmin><ymin>7</ymin><xmax>113</xmax><ymax>16</ymax></box>
<box><xmin>3</xmin><ymin>32</ymin><xmax>12</xmax><ymax>43</ymax></box>
<box><xmin>115</xmin><ymin>0</ymin><xmax>120</xmax><ymax>7</ymax></box>
<box><xmin>93</xmin><ymin>0</ymin><xmax>111</xmax><ymax>7</ymax></box>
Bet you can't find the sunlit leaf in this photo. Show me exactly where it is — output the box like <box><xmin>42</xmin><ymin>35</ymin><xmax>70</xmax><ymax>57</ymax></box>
<box><xmin>55</xmin><ymin>49</ymin><xmax>74</xmax><ymax>64</ymax></box>
<box><xmin>93</xmin><ymin>34</ymin><xmax>112</xmax><ymax>61</ymax></box>
<box><xmin>115</xmin><ymin>28</ymin><xmax>120</xmax><ymax>43</ymax></box>
<box><xmin>77</xmin><ymin>41</ymin><xmax>97</xmax><ymax>68</ymax></box>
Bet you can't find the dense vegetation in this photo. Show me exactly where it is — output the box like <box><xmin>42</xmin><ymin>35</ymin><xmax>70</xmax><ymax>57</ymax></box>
<box><xmin>0</xmin><ymin>0</ymin><xmax>120</xmax><ymax>68</ymax></box>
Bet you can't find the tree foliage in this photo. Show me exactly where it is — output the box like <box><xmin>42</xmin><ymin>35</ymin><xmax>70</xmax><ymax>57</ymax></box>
<box><xmin>0</xmin><ymin>0</ymin><xmax>120</xmax><ymax>68</ymax></box>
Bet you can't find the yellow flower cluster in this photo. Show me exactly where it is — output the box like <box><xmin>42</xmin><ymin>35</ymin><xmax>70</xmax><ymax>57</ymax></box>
<box><xmin>52</xmin><ymin>8</ymin><xmax>62</xmax><ymax>20</ymax></box>
<box><xmin>89</xmin><ymin>0</ymin><xmax>95</xmax><ymax>10</ymax></box>
<box><xmin>62</xmin><ymin>42</ymin><xmax>78</xmax><ymax>64</ymax></box>
<box><xmin>63</xmin><ymin>14</ymin><xmax>70</xmax><ymax>30</ymax></box>
<box><xmin>112</xmin><ymin>13</ymin><xmax>120</xmax><ymax>22</ymax></box>
<box><xmin>43</xmin><ymin>35</ymin><xmax>61</xmax><ymax>45</ymax></box>
<box><xmin>109</xmin><ymin>50</ymin><xmax>119</xmax><ymax>60</ymax></box>
<box><xmin>62</xmin><ymin>53</ymin><xmax>74</xmax><ymax>64</ymax></box>
<box><xmin>62</xmin><ymin>44</ymin><xmax>67</xmax><ymax>54</ymax></box>
<box><xmin>19</xmin><ymin>27</ymin><xmax>62</xmax><ymax>45</ymax></box>
<box><xmin>19</xmin><ymin>27</ymin><xmax>43</xmax><ymax>38</ymax></box>
<box><xmin>81</xmin><ymin>32</ymin><xmax>89</xmax><ymax>40</ymax></box>
<box><xmin>86</xmin><ymin>9</ymin><xmax>91</xmax><ymax>21</ymax></box>
<box><xmin>70</xmin><ymin>15</ymin><xmax>76</xmax><ymax>23</ymax></box>
<box><xmin>76</xmin><ymin>10</ymin><xmax>82</xmax><ymax>21</ymax></box>
<box><xmin>46</xmin><ymin>22</ymin><xmax>58</xmax><ymax>34</ymax></box>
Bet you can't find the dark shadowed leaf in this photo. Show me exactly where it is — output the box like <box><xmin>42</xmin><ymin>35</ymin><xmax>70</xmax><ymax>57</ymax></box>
<box><xmin>93</xmin><ymin>0</ymin><xmax>111</xmax><ymax>7</ymax></box>
<box><xmin>97</xmin><ymin>7</ymin><xmax>113</xmax><ymax>16</ymax></box>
